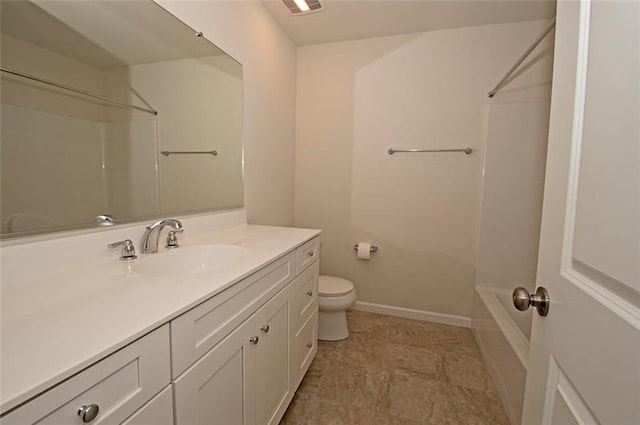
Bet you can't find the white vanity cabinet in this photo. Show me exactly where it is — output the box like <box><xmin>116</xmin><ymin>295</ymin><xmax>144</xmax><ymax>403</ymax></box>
<box><xmin>0</xmin><ymin>231</ymin><xmax>320</xmax><ymax>425</ymax></box>
<box><xmin>172</xmin><ymin>237</ymin><xmax>320</xmax><ymax>425</ymax></box>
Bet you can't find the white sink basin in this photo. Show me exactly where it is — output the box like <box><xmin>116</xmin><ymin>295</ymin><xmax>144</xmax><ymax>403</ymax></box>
<box><xmin>133</xmin><ymin>244</ymin><xmax>248</xmax><ymax>277</ymax></box>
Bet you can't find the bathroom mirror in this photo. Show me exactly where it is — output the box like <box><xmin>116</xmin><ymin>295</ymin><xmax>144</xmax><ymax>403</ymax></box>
<box><xmin>0</xmin><ymin>0</ymin><xmax>243</xmax><ymax>238</ymax></box>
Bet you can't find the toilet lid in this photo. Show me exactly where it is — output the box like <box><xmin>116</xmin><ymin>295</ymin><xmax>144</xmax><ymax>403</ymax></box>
<box><xmin>319</xmin><ymin>275</ymin><xmax>354</xmax><ymax>296</ymax></box>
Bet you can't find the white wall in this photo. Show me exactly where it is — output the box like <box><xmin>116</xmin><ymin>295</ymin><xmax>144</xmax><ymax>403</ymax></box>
<box><xmin>157</xmin><ymin>0</ymin><xmax>298</xmax><ymax>226</ymax></box>
<box><xmin>294</xmin><ymin>20</ymin><xmax>554</xmax><ymax>322</ymax></box>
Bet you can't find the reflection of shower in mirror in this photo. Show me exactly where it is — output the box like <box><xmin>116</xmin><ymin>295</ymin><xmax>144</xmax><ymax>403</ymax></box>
<box><xmin>0</xmin><ymin>0</ymin><xmax>244</xmax><ymax>239</ymax></box>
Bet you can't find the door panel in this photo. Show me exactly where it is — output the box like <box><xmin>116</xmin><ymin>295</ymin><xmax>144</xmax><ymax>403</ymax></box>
<box><xmin>528</xmin><ymin>283</ymin><xmax>640</xmax><ymax>424</ymax></box>
<box><xmin>522</xmin><ymin>1</ymin><xmax>640</xmax><ymax>424</ymax></box>
<box><xmin>255</xmin><ymin>286</ymin><xmax>293</xmax><ymax>425</ymax></box>
<box><xmin>545</xmin><ymin>358</ymin><xmax>599</xmax><ymax>425</ymax></box>
<box><xmin>571</xmin><ymin>1</ymin><xmax>639</xmax><ymax>290</ymax></box>
<box><xmin>173</xmin><ymin>317</ymin><xmax>256</xmax><ymax>425</ymax></box>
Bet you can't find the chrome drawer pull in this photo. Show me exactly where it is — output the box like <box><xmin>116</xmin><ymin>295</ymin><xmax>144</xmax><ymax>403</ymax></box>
<box><xmin>260</xmin><ymin>324</ymin><xmax>270</xmax><ymax>333</ymax></box>
<box><xmin>306</xmin><ymin>342</ymin><xmax>313</xmax><ymax>349</ymax></box>
<box><xmin>306</xmin><ymin>251</ymin><xmax>314</xmax><ymax>257</ymax></box>
<box><xmin>249</xmin><ymin>336</ymin><xmax>259</xmax><ymax>345</ymax></box>
<box><xmin>78</xmin><ymin>404</ymin><xmax>100</xmax><ymax>423</ymax></box>
<box><xmin>306</xmin><ymin>290</ymin><xmax>313</xmax><ymax>296</ymax></box>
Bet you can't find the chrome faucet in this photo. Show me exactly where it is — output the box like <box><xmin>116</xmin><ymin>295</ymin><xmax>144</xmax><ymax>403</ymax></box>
<box><xmin>140</xmin><ymin>219</ymin><xmax>183</xmax><ymax>254</ymax></box>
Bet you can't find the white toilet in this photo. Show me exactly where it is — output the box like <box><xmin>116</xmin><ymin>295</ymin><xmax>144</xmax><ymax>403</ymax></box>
<box><xmin>318</xmin><ymin>275</ymin><xmax>356</xmax><ymax>341</ymax></box>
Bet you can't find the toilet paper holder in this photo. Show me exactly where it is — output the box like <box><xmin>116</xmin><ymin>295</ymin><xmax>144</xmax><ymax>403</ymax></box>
<box><xmin>353</xmin><ymin>243</ymin><xmax>378</xmax><ymax>253</ymax></box>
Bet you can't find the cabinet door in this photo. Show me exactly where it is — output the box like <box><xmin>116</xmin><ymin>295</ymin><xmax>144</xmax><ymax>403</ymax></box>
<box><xmin>173</xmin><ymin>317</ymin><xmax>257</xmax><ymax>425</ymax></box>
<box><xmin>254</xmin><ymin>286</ymin><xmax>294</xmax><ymax>425</ymax></box>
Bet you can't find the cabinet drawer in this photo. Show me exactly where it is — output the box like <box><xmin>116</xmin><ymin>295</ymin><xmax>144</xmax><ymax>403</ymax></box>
<box><xmin>1</xmin><ymin>325</ymin><xmax>170</xmax><ymax>425</ymax></box>
<box><xmin>295</xmin><ymin>237</ymin><xmax>319</xmax><ymax>275</ymax></box>
<box><xmin>294</xmin><ymin>310</ymin><xmax>318</xmax><ymax>389</ymax></box>
<box><xmin>171</xmin><ymin>252</ymin><xmax>295</xmax><ymax>377</ymax></box>
<box><xmin>120</xmin><ymin>386</ymin><xmax>173</xmax><ymax>425</ymax></box>
<box><xmin>293</xmin><ymin>261</ymin><xmax>318</xmax><ymax>328</ymax></box>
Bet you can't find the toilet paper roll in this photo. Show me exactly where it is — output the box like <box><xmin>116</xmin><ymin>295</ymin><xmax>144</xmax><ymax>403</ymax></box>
<box><xmin>357</xmin><ymin>242</ymin><xmax>371</xmax><ymax>260</ymax></box>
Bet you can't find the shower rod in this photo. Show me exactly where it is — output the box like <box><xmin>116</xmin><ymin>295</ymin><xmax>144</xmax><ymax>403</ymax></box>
<box><xmin>0</xmin><ymin>66</ymin><xmax>158</xmax><ymax>116</ymax></box>
<box><xmin>488</xmin><ymin>17</ymin><xmax>556</xmax><ymax>98</ymax></box>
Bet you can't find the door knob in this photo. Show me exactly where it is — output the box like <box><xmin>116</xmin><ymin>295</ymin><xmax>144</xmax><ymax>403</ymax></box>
<box><xmin>513</xmin><ymin>286</ymin><xmax>550</xmax><ymax>316</ymax></box>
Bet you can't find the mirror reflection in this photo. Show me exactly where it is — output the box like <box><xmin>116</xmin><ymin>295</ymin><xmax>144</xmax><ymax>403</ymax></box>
<box><xmin>0</xmin><ymin>0</ymin><xmax>243</xmax><ymax>238</ymax></box>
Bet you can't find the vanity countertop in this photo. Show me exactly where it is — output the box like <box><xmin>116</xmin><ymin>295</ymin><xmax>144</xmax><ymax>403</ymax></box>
<box><xmin>0</xmin><ymin>223</ymin><xmax>320</xmax><ymax>414</ymax></box>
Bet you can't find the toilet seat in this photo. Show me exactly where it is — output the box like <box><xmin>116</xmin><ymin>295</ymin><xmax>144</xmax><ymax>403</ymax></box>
<box><xmin>319</xmin><ymin>276</ymin><xmax>354</xmax><ymax>296</ymax></box>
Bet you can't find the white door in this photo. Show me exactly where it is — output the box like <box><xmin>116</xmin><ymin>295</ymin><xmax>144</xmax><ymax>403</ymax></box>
<box><xmin>521</xmin><ymin>1</ymin><xmax>640</xmax><ymax>424</ymax></box>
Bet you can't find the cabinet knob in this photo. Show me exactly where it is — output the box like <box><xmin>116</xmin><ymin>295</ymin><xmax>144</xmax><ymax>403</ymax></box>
<box><xmin>78</xmin><ymin>404</ymin><xmax>100</xmax><ymax>423</ymax></box>
<box><xmin>260</xmin><ymin>324</ymin><xmax>270</xmax><ymax>333</ymax></box>
<box><xmin>249</xmin><ymin>336</ymin><xmax>259</xmax><ymax>345</ymax></box>
<box><xmin>306</xmin><ymin>342</ymin><xmax>313</xmax><ymax>349</ymax></box>
<box><xmin>307</xmin><ymin>251</ymin><xmax>314</xmax><ymax>257</ymax></box>
<box><xmin>306</xmin><ymin>290</ymin><xmax>313</xmax><ymax>296</ymax></box>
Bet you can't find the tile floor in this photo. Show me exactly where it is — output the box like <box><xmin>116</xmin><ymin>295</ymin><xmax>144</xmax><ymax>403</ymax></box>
<box><xmin>279</xmin><ymin>310</ymin><xmax>509</xmax><ymax>425</ymax></box>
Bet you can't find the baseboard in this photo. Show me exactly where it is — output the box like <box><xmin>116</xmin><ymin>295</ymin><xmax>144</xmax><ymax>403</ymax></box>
<box><xmin>352</xmin><ymin>301</ymin><xmax>471</xmax><ymax>328</ymax></box>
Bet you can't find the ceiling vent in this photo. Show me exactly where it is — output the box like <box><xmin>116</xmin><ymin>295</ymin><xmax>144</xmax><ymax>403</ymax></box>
<box><xmin>282</xmin><ymin>0</ymin><xmax>325</xmax><ymax>15</ymax></box>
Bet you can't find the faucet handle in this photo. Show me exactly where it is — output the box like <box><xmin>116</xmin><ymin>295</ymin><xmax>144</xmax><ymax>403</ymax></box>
<box><xmin>108</xmin><ymin>239</ymin><xmax>138</xmax><ymax>262</ymax></box>
<box><xmin>166</xmin><ymin>229</ymin><xmax>183</xmax><ymax>249</ymax></box>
